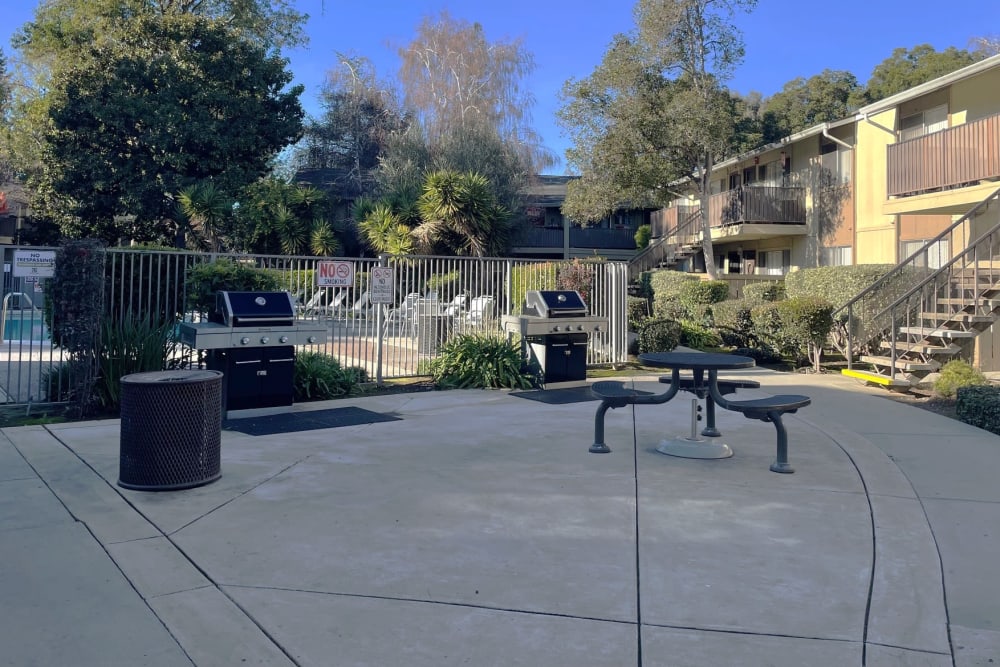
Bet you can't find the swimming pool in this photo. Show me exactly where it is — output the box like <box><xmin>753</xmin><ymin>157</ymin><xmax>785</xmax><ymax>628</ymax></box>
<box><xmin>2</xmin><ymin>312</ymin><xmax>50</xmax><ymax>342</ymax></box>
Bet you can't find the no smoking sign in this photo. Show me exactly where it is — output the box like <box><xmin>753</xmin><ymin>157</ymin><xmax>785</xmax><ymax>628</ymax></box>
<box><xmin>316</xmin><ymin>261</ymin><xmax>355</xmax><ymax>287</ymax></box>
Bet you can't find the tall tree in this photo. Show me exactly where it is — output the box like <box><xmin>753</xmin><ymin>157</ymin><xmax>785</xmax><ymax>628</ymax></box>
<box><xmin>760</xmin><ymin>69</ymin><xmax>861</xmax><ymax>140</ymax></box>
<box><xmin>8</xmin><ymin>0</ymin><xmax>307</xmax><ymax>227</ymax></box>
<box><xmin>37</xmin><ymin>14</ymin><xmax>304</xmax><ymax>242</ymax></box>
<box><xmin>296</xmin><ymin>54</ymin><xmax>407</xmax><ymax>199</ymax></box>
<box><xmin>971</xmin><ymin>35</ymin><xmax>1000</xmax><ymax>57</ymax></box>
<box><xmin>859</xmin><ymin>45</ymin><xmax>980</xmax><ymax>105</ymax></box>
<box><xmin>397</xmin><ymin>11</ymin><xmax>554</xmax><ymax>176</ymax></box>
<box><xmin>560</xmin><ymin>0</ymin><xmax>756</xmax><ymax>278</ymax></box>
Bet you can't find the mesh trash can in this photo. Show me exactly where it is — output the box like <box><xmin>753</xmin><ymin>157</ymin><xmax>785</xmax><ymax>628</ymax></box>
<box><xmin>119</xmin><ymin>370</ymin><xmax>223</xmax><ymax>491</ymax></box>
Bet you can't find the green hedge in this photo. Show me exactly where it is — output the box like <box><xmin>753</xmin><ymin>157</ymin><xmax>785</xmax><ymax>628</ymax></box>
<box><xmin>627</xmin><ymin>296</ymin><xmax>651</xmax><ymax>331</ymax></box>
<box><xmin>956</xmin><ymin>385</ymin><xmax>1000</xmax><ymax>435</ymax></box>
<box><xmin>637</xmin><ymin>318</ymin><xmax>682</xmax><ymax>354</ymax></box>
<box><xmin>649</xmin><ymin>269</ymin><xmax>699</xmax><ymax>320</ymax></box>
<box><xmin>751</xmin><ymin>296</ymin><xmax>833</xmax><ymax>368</ymax></box>
<box><xmin>184</xmin><ymin>259</ymin><xmax>282</xmax><ymax>315</ymax></box>
<box><xmin>742</xmin><ymin>281</ymin><xmax>785</xmax><ymax>304</ymax></box>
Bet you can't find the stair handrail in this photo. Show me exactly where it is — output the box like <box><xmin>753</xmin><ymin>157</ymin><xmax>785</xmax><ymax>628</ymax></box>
<box><xmin>835</xmin><ymin>186</ymin><xmax>1000</xmax><ymax>367</ymax></box>
<box><xmin>628</xmin><ymin>208</ymin><xmax>702</xmax><ymax>280</ymax></box>
<box><xmin>875</xmin><ymin>208</ymin><xmax>1000</xmax><ymax>379</ymax></box>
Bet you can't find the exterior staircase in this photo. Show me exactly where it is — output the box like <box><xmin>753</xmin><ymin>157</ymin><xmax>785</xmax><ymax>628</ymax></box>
<box><xmin>836</xmin><ymin>188</ymin><xmax>1000</xmax><ymax>390</ymax></box>
<box><xmin>628</xmin><ymin>209</ymin><xmax>702</xmax><ymax>282</ymax></box>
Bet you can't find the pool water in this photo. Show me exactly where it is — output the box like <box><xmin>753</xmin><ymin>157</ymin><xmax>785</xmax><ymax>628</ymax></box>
<box><xmin>3</xmin><ymin>314</ymin><xmax>50</xmax><ymax>342</ymax></box>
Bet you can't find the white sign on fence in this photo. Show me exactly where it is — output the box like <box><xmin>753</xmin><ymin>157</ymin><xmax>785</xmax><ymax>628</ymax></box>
<box><xmin>316</xmin><ymin>260</ymin><xmax>354</xmax><ymax>287</ymax></box>
<box><xmin>13</xmin><ymin>250</ymin><xmax>56</xmax><ymax>278</ymax></box>
<box><xmin>369</xmin><ymin>267</ymin><xmax>395</xmax><ymax>304</ymax></box>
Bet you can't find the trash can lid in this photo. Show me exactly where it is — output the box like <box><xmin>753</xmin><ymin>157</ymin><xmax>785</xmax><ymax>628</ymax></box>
<box><xmin>121</xmin><ymin>370</ymin><xmax>223</xmax><ymax>385</ymax></box>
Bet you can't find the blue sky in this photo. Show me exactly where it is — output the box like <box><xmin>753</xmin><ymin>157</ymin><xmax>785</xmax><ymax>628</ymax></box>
<box><xmin>4</xmin><ymin>0</ymin><xmax>999</xmax><ymax>173</ymax></box>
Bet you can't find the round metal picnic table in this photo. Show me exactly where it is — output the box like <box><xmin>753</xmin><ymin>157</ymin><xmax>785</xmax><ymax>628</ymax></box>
<box><xmin>638</xmin><ymin>351</ymin><xmax>756</xmax><ymax>459</ymax></box>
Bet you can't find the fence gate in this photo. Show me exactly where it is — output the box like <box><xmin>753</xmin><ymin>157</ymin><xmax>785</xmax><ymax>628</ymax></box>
<box><xmin>0</xmin><ymin>245</ymin><xmax>62</xmax><ymax>407</ymax></box>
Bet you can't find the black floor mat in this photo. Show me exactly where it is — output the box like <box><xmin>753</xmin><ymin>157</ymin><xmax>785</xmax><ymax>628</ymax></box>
<box><xmin>509</xmin><ymin>386</ymin><xmax>599</xmax><ymax>404</ymax></box>
<box><xmin>224</xmin><ymin>407</ymin><xmax>400</xmax><ymax>436</ymax></box>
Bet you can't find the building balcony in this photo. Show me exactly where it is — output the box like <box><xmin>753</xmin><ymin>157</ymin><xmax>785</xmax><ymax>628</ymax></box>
<box><xmin>887</xmin><ymin>112</ymin><xmax>1000</xmax><ymax>200</ymax></box>
<box><xmin>708</xmin><ymin>185</ymin><xmax>806</xmax><ymax>227</ymax></box>
<box><xmin>651</xmin><ymin>186</ymin><xmax>806</xmax><ymax>243</ymax></box>
<box><xmin>512</xmin><ymin>226</ymin><xmax>637</xmax><ymax>255</ymax></box>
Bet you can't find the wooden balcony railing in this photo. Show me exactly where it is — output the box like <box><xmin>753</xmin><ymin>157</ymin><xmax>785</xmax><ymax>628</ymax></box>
<box><xmin>707</xmin><ymin>186</ymin><xmax>806</xmax><ymax>226</ymax></box>
<box><xmin>515</xmin><ymin>226</ymin><xmax>637</xmax><ymax>250</ymax></box>
<box><xmin>887</xmin><ymin>113</ymin><xmax>1000</xmax><ymax>197</ymax></box>
<box><xmin>650</xmin><ymin>205</ymin><xmax>697</xmax><ymax>237</ymax></box>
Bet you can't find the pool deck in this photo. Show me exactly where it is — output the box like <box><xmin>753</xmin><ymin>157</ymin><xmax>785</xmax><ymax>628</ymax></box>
<box><xmin>2</xmin><ymin>367</ymin><xmax>999</xmax><ymax>666</ymax></box>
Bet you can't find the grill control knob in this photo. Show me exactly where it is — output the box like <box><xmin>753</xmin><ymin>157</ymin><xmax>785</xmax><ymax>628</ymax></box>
<box><xmin>577</xmin><ymin>325</ymin><xmax>584</xmax><ymax>331</ymax></box>
<box><xmin>308</xmin><ymin>336</ymin><xmax>317</xmax><ymax>344</ymax></box>
<box><xmin>279</xmin><ymin>335</ymin><xmax>289</xmax><ymax>344</ymax></box>
<box><xmin>260</xmin><ymin>336</ymin><xmax>270</xmax><ymax>344</ymax></box>
<box><xmin>552</xmin><ymin>325</ymin><xmax>561</xmax><ymax>332</ymax></box>
<box><xmin>240</xmin><ymin>336</ymin><xmax>250</xmax><ymax>345</ymax></box>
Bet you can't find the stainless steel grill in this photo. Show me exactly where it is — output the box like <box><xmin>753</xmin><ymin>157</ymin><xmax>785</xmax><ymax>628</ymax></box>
<box><xmin>177</xmin><ymin>291</ymin><xmax>328</xmax><ymax>413</ymax></box>
<box><xmin>502</xmin><ymin>290</ymin><xmax>608</xmax><ymax>338</ymax></box>
<box><xmin>178</xmin><ymin>291</ymin><xmax>326</xmax><ymax>350</ymax></box>
<box><xmin>502</xmin><ymin>290</ymin><xmax>609</xmax><ymax>383</ymax></box>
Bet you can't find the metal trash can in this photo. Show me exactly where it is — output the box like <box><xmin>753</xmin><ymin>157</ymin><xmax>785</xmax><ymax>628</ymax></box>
<box><xmin>119</xmin><ymin>370</ymin><xmax>223</xmax><ymax>491</ymax></box>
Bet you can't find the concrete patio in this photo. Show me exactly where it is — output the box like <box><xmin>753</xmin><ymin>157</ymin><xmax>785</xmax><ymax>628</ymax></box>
<box><xmin>1</xmin><ymin>367</ymin><xmax>998</xmax><ymax>666</ymax></box>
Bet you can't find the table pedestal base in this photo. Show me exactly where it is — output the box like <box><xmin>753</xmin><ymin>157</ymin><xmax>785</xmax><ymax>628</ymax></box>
<box><xmin>656</xmin><ymin>438</ymin><xmax>733</xmax><ymax>459</ymax></box>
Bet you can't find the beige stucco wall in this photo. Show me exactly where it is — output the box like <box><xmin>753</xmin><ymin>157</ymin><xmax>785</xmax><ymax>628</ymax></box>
<box><xmin>854</xmin><ymin>109</ymin><xmax>898</xmax><ymax>264</ymax></box>
<box><xmin>950</xmin><ymin>68</ymin><xmax>1000</xmax><ymax>123</ymax></box>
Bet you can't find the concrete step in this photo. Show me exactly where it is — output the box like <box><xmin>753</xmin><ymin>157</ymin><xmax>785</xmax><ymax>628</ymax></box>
<box><xmin>860</xmin><ymin>355</ymin><xmax>941</xmax><ymax>372</ymax></box>
<box><xmin>898</xmin><ymin>326</ymin><xmax>979</xmax><ymax>339</ymax></box>
<box><xmin>880</xmin><ymin>340</ymin><xmax>961</xmax><ymax>355</ymax></box>
<box><xmin>918</xmin><ymin>311</ymin><xmax>995</xmax><ymax>324</ymax></box>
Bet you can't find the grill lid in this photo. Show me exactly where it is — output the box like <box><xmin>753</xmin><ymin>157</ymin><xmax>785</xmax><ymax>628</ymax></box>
<box><xmin>523</xmin><ymin>290</ymin><xmax>588</xmax><ymax>318</ymax></box>
<box><xmin>217</xmin><ymin>291</ymin><xmax>295</xmax><ymax>327</ymax></box>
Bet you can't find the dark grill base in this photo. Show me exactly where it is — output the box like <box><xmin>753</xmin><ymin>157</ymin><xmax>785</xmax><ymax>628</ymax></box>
<box><xmin>118</xmin><ymin>370</ymin><xmax>223</xmax><ymax>491</ymax></box>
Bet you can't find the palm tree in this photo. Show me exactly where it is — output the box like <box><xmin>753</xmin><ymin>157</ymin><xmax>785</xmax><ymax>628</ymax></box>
<box><xmin>414</xmin><ymin>171</ymin><xmax>510</xmax><ymax>256</ymax></box>
<box><xmin>358</xmin><ymin>203</ymin><xmax>415</xmax><ymax>256</ymax></box>
<box><xmin>177</xmin><ymin>182</ymin><xmax>232</xmax><ymax>252</ymax></box>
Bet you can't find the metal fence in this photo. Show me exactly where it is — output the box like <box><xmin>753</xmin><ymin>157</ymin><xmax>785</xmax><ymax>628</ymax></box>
<box><xmin>0</xmin><ymin>246</ymin><xmax>629</xmax><ymax>409</ymax></box>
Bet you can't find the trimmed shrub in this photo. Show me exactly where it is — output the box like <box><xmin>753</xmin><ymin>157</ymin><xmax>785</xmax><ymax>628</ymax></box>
<box><xmin>637</xmin><ymin>318</ymin><xmax>682</xmax><ymax>354</ymax></box>
<box><xmin>184</xmin><ymin>259</ymin><xmax>282</xmax><ymax>316</ymax></box>
<box><xmin>711</xmin><ymin>299</ymin><xmax>756</xmax><ymax>347</ymax></box>
<box><xmin>752</xmin><ymin>297</ymin><xmax>834</xmax><ymax>369</ymax></box>
<box><xmin>294</xmin><ymin>351</ymin><xmax>367</xmax><ymax>401</ymax></box>
<box><xmin>935</xmin><ymin>359</ymin><xmax>988</xmax><ymax>398</ymax></box>
<box><xmin>679</xmin><ymin>280</ymin><xmax>729</xmax><ymax>309</ymax></box>
<box><xmin>634</xmin><ymin>224</ymin><xmax>652</xmax><ymax>249</ymax></box>
<box><xmin>733</xmin><ymin>344</ymin><xmax>783</xmax><ymax>365</ymax></box>
<box><xmin>742</xmin><ymin>281</ymin><xmax>785</xmax><ymax>304</ymax></box>
<box><xmin>650</xmin><ymin>269</ymin><xmax>699</xmax><ymax>320</ymax></box>
<box><xmin>784</xmin><ymin>265</ymin><xmax>900</xmax><ymax>308</ymax></box>
<box><xmin>680</xmin><ymin>321</ymin><xmax>723</xmax><ymax>350</ymax></box>
<box><xmin>627</xmin><ymin>296</ymin><xmax>651</xmax><ymax>331</ymax></box>
<box><xmin>430</xmin><ymin>333</ymin><xmax>539</xmax><ymax>389</ymax></box>
<box><xmin>956</xmin><ymin>385</ymin><xmax>1000</xmax><ymax>435</ymax></box>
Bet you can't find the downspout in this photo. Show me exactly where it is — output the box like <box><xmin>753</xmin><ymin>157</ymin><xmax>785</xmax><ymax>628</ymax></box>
<box><xmin>821</xmin><ymin>123</ymin><xmax>855</xmax><ymax>149</ymax></box>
